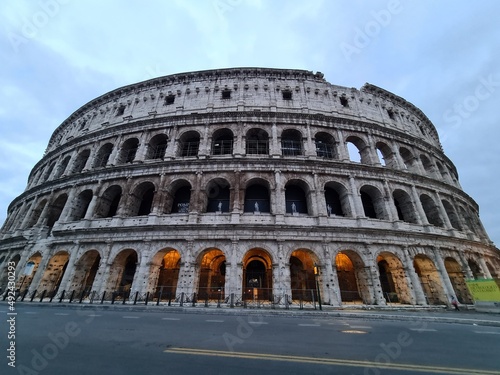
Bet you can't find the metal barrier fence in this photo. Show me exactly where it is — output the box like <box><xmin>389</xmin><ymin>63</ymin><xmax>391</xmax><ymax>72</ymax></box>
<box><xmin>2</xmin><ymin>287</ymin><xmax>330</xmax><ymax>310</ymax></box>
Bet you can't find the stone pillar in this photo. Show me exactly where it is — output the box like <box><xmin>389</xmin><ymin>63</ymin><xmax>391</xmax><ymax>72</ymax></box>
<box><xmin>60</xmin><ymin>186</ymin><xmax>78</xmax><ymax>222</ymax></box>
<box><xmin>164</xmin><ymin>126</ymin><xmax>178</xmax><ymax>159</ymax></box>
<box><xmin>133</xmin><ymin>132</ymin><xmax>149</xmax><ymax>162</ymax></box>
<box><xmin>225</xmin><ymin>240</ymin><xmax>241</xmax><ymax>297</ymax></box>
<box><xmin>176</xmin><ymin>240</ymin><xmax>196</xmax><ymax>296</ymax></box>
<box><xmin>57</xmin><ymin>243</ymin><xmax>80</xmax><ymax>293</ymax></box>
<box><xmin>335</xmin><ymin>129</ymin><xmax>349</xmax><ymax>161</ymax></box>
<box><xmin>368</xmin><ymin>263</ymin><xmax>387</xmax><ymax>305</ymax></box>
<box><xmin>458</xmin><ymin>252</ymin><xmax>474</xmax><ymax>280</ymax></box>
<box><xmin>433</xmin><ymin>191</ymin><xmax>453</xmax><ymax>230</ymax></box>
<box><xmin>410</xmin><ymin>185</ymin><xmax>428</xmax><ymax>225</ymax></box>
<box><xmin>270</xmin><ymin>122</ymin><xmax>280</xmax><ymax>157</ymax></box>
<box><xmin>27</xmin><ymin>250</ymin><xmax>53</xmax><ymax>294</ymax></box>
<box><xmin>36</xmin><ymin>191</ymin><xmax>55</xmax><ymax>226</ymax></box>
<box><xmin>348</xmin><ymin>176</ymin><xmax>364</xmax><ymax>218</ymax></box>
<box><xmin>130</xmin><ymin>243</ymin><xmax>152</xmax><ymax>296</ymax></box>
<box><xmin>304</xmin><ymin>122</ymin><xmax>316</xmax><ymax>157</ymax></box>
<box><xmin>64</xmin><ymin>149</ymin><xmax>80</xmax><ymax>175</ymax></box>
<box><xmin>19</xmin><ymin>199</ymin><xmax>37</xmax><ymax>229</ymax></box>
<box><xmin>93</xmin><ymin>242</ymin><xmax>113</xmax><ymax>295</ymax></box>
<box><xmin>274</xmin><ymin>170</ymin><xmax>285</xmax><ymax>223</ymax></box>
<box><xmin>322</xmin><ymin>243</ymin><xmax>341</xmax><ymax>306</ymax></box>
<box><xmin>199</xmin><ymin>123</ymin><xmax>210</xmax><ymax>157</ymax></box>
<box><xmin>478</xmin><ymin>257</ymin><xmax>493</xmax><ymax>279</ymax></box>
<box><xmin>84</xmin><ymin>185</ymin><xmax>102</xmax><ymax>220</ymax></box>
<box><xmin>402</xmin><ymin>247</ymin><xmax>427</xmax><ymax>305</ymax></box>
<box><xmin>233</xmin><ymin>125</ymin><xmax>244</xmax><ymax>157</ymax></box>
<box><xmin>432</xmin><ymin>247</ymin><xmax>456</xmax><ymax>303</ymax></box>
<box><xmin>108</xmin><ymin>135</ymin><xmax>123</xmax><ymax>166</ymax></box>
<box><xmin>383</xmin><ymin>180</ymin><xmax>398</xmax><ymax>221</ymax></box>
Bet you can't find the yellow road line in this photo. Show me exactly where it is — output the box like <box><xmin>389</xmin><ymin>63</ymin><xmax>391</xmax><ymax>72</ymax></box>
<box><xmin>164</xmin><ymin>347</ymin><xmax>500</xmax><ymax>375</ymax></box>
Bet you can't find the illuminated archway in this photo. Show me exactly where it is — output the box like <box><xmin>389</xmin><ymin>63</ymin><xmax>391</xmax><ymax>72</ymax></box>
<box><xmin>38</xmin><ymin>251</ymin><xmax>70</xmax><ymax>296</ymax></box>
<box><xmin>197</xmin><ymin>249</ymin><xmax>226</xmax><ymax>299</ymax></box>
<box><xmin>149</xmin><ymin>249</ymin><xmax>181</xmax><ymax>299</ymax></box>
<box><xmin>335</xmin><ymin>251</ymin><xmax>369</xmax><ymax>303</ymax></box>
<box><xmin>242</xmin><ymin>248</ymin><xmax>273</xmax><ymax>301</ymax></box>
<box><xmin>290</xmin><ymin>249</ymin><xmax>318</xmax><ymax>301</ymax></box>
<box><xmin>376</xmin><ymin>252</ymin><xmax>412</xmax><ymax>304</ymax></box>
<box><xmin>413</xmin><ymin>254</ymin><xmax>447</xmax><ymax>304</ymax></box>
<box><xmin>444</xmin><ymin>257</ymin><xmax>473</xmax><ymax>304</ymax></box>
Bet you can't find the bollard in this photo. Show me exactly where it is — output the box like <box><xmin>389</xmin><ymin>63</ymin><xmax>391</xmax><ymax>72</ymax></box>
<box><xmin>192</xmin><ymin>292</ymin><xmax>197</xmax><ymax>307</ymax></box>
<box><xmin>145</xmin><ymin>292</ymin><xmax>149</xmax><ymax>305</ymax></box>
<box><xmin>168</xmin><ymin>292</ymin><xmax>172</xmax><ymax>306</ymax></box>
<box><xmin>49</xmin><ymin>291</ymin><xmax>55</xmax><ymax>303</ymax></box>
<box><xmin>21</xmin><ymin>289</ymin><xmax>28</xmax><ymax>302</ymax></box>
<box><xmin>101</xmin><ymin>291</ymin><xmax>106</xmax><ymax>304</ymax></box>
<box><xmin>69</xmin><ymin>290</ymin><xmax>75</xmax><ymax>303</ymax></box>
<box><xmin>311</xmin><ymin>290</ymin><xmax>316</xmax><ymax>310</ymax></box>
<box><xmin>79</xmin><ymin>290</ymin><xmax>85</xmax><ymax>303</ymax></box>
<box><xmin>217</xmin><ymin>293</ymin><xmax>221</xmax><ymax>308</ymax></box>
<box><xmin>156</xmin><ymin>288</ymin><xmax>162</xmax><ymax>306</ymax></box>
<box><xmin>39</xmin><ymin>290</ymin><xmax>46</xmax><ymax>302</ymax></box>
<box><xmin>180</xmin><ymin>292</ymin><xmax>184</xmax><ymax>307</ymax></box>
<box><xmin>30</xmin><ymin>290</ymin><xmax>37</xmax><ymax>302</ymax></box>
<box><xmin>59</xmin><ymin>290</ymin><xmax>65</xmax><ymax>303</ymax></box>
<box><xmin>122</xmin><ymin>292</ymin><xmax>127</xmax><ymax>305</ymax></box>
<box><xmin>230</xmin><ymin>293</ymin><xmax>234</xmax><ymax>308</ymax></box>
<box><xmin>204</xmin><ymin>294</ymin><xmax>209</xmax><ymax>308</ymax></box>
<box><xmin>285</xmin><ymin>294</ymin><xmax>289</xmax><ymax>310</ymax></box>
<box><xmin>133</xmin><ymin>291</ymin><xmax>139</xmax><ymax>305</ymax></box>
<box><xmin>111</xmin><ymin>292</ymin><xmax>116</xmax><ymax>304</ymax></box>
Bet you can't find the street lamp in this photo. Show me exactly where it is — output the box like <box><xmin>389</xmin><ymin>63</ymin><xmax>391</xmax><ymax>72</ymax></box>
<box><xmin>313</xmin><ymin>263</ymin><xmax>322</xmax><ymax>311</ymax></box>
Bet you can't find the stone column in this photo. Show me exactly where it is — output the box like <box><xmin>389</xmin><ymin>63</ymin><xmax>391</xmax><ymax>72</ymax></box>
<box><xmin>274</xmin><ymin>170</ymin><xmax>285</xmax><ymax>223</ymax></box>
<box><xmin>433</xmin><ymin>191</ymin><xmax>453</xmax><ymax>230</ymax></box>
<box><xmin>36</xmin><ymin>191</ymin><xmax>55</xmax><ymax>226</ymax></box>
<box><xmin>322</xmin><ymin>243</ymin><xmax>341</xmax><ymax>306</ymax></box>
<box><xmin>348</xmin><ymin>176</ymin><xmax>364</xmax><ymax>218</ymax></box>
<box><xmin>198</xmin><ymin>123</ymin><xmax>210</xmax><ymax>158</ymax></box>
<box><xmin>402</xmin><ymin>247</ymin><xmax>427</xmax><ymax>305</ymax></box>
<box><xmin>432</xmin><ymin>247</ymin><xmax>456</xmax><ymax>303</ymax></box>
<box><xmin>176</xmin><ymin>240</ymin><xmax>196</xmax><ymax>297</ymax></box>
<box><xmin>130</xmin><ymin>242</ymin><xmax>153</xmax><ymax>296</ymax></box>
<box><xmin>270</xmin><ymin>122</ymin><xmax>280</xmax><ymax>157</ymax></box>
<box><xmin>27</xmin><ymin>250</ymin><xmax>53</xmax><ymax>294</ymax></box>
<box><xmin>478</xmin><ymin>257</ymin><xmax>493</xmax><ymax>279</ymax></box>
<box><xmin>108</xmin><ymin>135</ymin><xmax>123</xmax><ymax>166</ymax></box>
<box><xmin>304</xmin><ymin>122</ymin><xmax>316</xmax><ymax>157</ymax></box>
<box><xmin>368</xmin><ymin>263</ymin><xmax>387</xmax><ymax>305</ymax></box>
<box><xmin>93</xmin><ymin>242</ymin><xmax>113</xmax><ymax>296</ymax></box>
<box><xmin>60</xmin><ymin>186</ymin><xmax>78</xmax><ymax>222</ymax></box>
<box><xmin>164</xmin><ymin>126</ymin><xmax>178</xmax><ymax>159</ymax></box>
<box><xmin>84</xmin><ymin>184</ymin><xmax>102</xmax><ymax>220</ymax></box>
<box><xmin>335</xmin><ymin>129</ymin><xmax>349</xmax><ymax>161</ymax></box>
<box><xmin>383</xmin><ymin>180</ymin><xmax>398</xmax><ymax>221</ymax></box>
<box><xmin>133</xmin><ymin>132</ymin><xmax>149</xmax><ymax>162</ymax></box>
<box><xmin>57</xmin><ymin>242</ymin><xmax>80</xmax><ymax>293</ymax></box>
<box><xmin>458</xmin><ymin>252</ymin><xmax>474</xmax><ymax>280</ymax></box>
<box><xmin>410</xmin><ymin>185</ymin><xmax>428</xmax><ymax>225</ymax></box>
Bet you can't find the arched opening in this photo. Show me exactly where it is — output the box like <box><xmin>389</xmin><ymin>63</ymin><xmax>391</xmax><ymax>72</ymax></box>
<box><xmin>285</xmin><ymin>181</ymin><xmax>309</xmax><ymax>214</ymax></box>
<box><xmin>197</xmin><ymin>249</ymin><xmax>226</xmax><ymax>299</ymax></box>
<box><xmin>46</xmin><ymin>194</ymin><xmax>68</xmax><ymax>228</ymax></box>
<box><xmin>468</xmin><ymin>259</ymin><xmax>482</xmax><ymax>280</ymax></box>
<box><xmin>71</xmin><ymin>149</ymin><xmax>90</xmax><ymax>174</ymax></box>
<box><xmin>393</xmin><ymin>189</ymin><xmax>418</xmax><ymax>223</ymax></box>
<box><xmin>53</xmin><ymin>156</ymin><xmax>71</xmax><ymax>178</ymax></box>
<box><xmin>335</xmin><ymin>251</ymin><xmax>368</xmax><ymax>303</ymax></box>
<box><xmin>146</xmin><ymin>134</ymin><xmax>168</xmax><ymax>160</ymax></box>
<box><xmin>486</xmin><ymin>262</ymin><xmax>498</xmax><ymax>278</ymax></box>
<box><xmin>376</xmin><ymin>252</ymin><xmax>412</xmax><ymax>304</ymax></box>
<box><xmin>69</xmin><ymin>189</ymin><xmax>93</xmax><ymax>221</ymax></box>
<box><xmin>360</xmin><ymin>185</ymin><xmax>387</xmax><ymax>220</ymax></box>
<box><xmin>95</xmin><ymin>185</ymin><xmax>122</xmax><ymax>218</ymax></box>
<box><xmin>244</xmin><ymin>181</ymin><xmax>270</xmax><ymax>213</ymax></box>
<box><xmin>420</xmin><ymin>154</ymin><xmax>436</xmax><ymax>176</ymax></box>
<box><xmin>38</xmin><ymin>251</ymin><xmax>70</xmax><ymax>297</ymax></box>
<box><xmin>17</xmin><ymin>254</ymin><xmax>41</xmax><ymax>293</ymax></box>
<box><xmin>93</xmin><ymin>143</ymin><xmax>113</xmax><ymax>168</ymax></box>
<box><xmin>346</xmin><ymin>136</ymin><xmax>370</xmax><ymax>164</ymax></box>
<box><xmin>324</xmin><ymin>184</ymin><xmax>346</xmax><ymax>216</ymax></box>
<box><xmin>290</xmin><ymin>249</ymin><xmax>319</xmax><ymax>302</ymax></box>
<box><xmin>69</xmin><ymin>250</ymin><xmax>101</xmax><ymax>295</ymax></box>
<box><xmin>243</xmin><ymin>249</ymin><xmax>273</xmax><ymax>301</ymax></box>
<box><xmin>435</xmin><ymin>161</ymin><xmax>448</xmax><ymax>180</ymax></box>
<box><xmin>413</xmin><ymin>254</ymin><xmax>447</xmax><ymax>304</ymax></box>
<box><xmin>149</xmin><ymin>249</ymin><xmax>181</xmax><ymax>299</ymax></box>
<box><xmin>206</xmin><ymin>179</ymin><xmax>230</xmax><ymax>213</ymax></box>
<box><xmin>246</xmin><ymin>128</ymin><xmax>269</xmax><ymax>155</ymax></box>
<box><xmin>442</xmin><ymin>200</ymin><xmax>462</xmax><ymax>230</ymax></box>
<box><xmin>179</xmin><ymin>131</ymin><xmax>200</xmax><ymax>157</ymax></box>
<box><xmin>105</xmin><ymin>249</ymin><xmax>138</xmax><ymax>298</ymax></box>
<box><xmin>212</xmin><ymin>128</ymin><xmax>234</xmax><ymax>155</ymax></box>
<box><xmin>42</xmin><ymin>162</ymin><xmax>56</xmax><ymax>182</ymax></box>
<box><xmin>420</xmin><ymin>194</ymin><xmax>444</xmax><ymax>227</ymax></box>
<box><xmin>315</xmin><ymin>132</ymin><xmax>336</xmax><ymax>159</ymax></box>
<box><xmin>444</xmin><ymin>257</ymin><xmax>473</xmax><ymax>304</ymax></box>
<box><xmin>128</xmin><ymin>182</ymin><xmax>155</xmax><ymax>216</ymax></box>
<box><xmin>171</xmin><ymin>185</ymin><xmax>192</xmax><ymax>214</ymax></box>
<box><xmin>399</xmin><ymin>147</ymin><xmax>418</xmax><ymax>172</ymax></box>
<box><xmin>118</xmin><ymin>138</ymin><xmax>139</xmax><ymax>164</ymax></box>
<box><xmin>281</xmin><ymin>129</ymin><xmax>303</xmax><ymax>156</ymax></box>
<box><xmin>376</xmin><ymin>142</ymin><xmax>396</xmax><ymax>168</ymax></box>
<box><xmin>26</xmin><ymin>199</ymin><xmax>47</xmax><ymax>228</ymax></box>
<box><xmin>459</xmin><ymin>206</ymin><xmax>476</xmax><ymax>234</ymax></box>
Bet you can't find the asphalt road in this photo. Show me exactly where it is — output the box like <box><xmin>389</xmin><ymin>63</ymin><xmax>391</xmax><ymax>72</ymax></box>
<box><xmin>1</xmin><ymin>304</ymin><xmax>499</xmax><ymax>375</ymax></box>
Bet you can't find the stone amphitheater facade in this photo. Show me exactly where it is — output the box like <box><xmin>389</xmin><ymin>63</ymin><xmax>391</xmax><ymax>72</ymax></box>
<box><xmin>1</xmin><ymin>67</ymin><xmax>499</xmax><ymax>307</ymax></box>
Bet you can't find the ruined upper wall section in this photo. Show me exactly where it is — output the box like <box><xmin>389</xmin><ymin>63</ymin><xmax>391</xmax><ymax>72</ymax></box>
<box><xmin>45</xmin><ymin>67</ymin><xmax>442</xmax><ymax>153</ymax></box>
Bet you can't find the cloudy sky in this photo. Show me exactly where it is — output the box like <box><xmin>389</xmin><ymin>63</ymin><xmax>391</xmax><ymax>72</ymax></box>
<box><xmin>0</xmin><ymin>0</ymin><xmax>499</xmax><ymax>246</ymax></box>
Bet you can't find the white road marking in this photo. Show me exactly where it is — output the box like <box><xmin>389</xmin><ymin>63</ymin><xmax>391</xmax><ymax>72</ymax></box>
<box><xmin>349</xmin><ymin>326</ymin><xmax>372</xmax><ymax>329</ymax></box>
<box><xmin>87</xmin><ymin>314</ymin><xmax>102</xmax><ymax>317</ymax></box>
<box><xmin>409</xmin><ymin>328</ymin><xmax>437</xmax><ymax>332</ymax></box>
<box><xmin>474</xmin><ymin>331</ymin><xmax>500</xmax><ymax>335</ymax></box>
<box><xmin>25</xmin><ymin>312</ymin><xmax>38</xmax><ymax>314</ymax></box>
<box><xmin>248</xmin><ymin>321</ymin><xmax>268</xmax><ymax>325</ymax></box>
<box><xmin>54</xmin><ymin>313</ymin><xmax>69</xmax><ymax>316</ymax></box>
<box><xmin>298</xmin><ymin>323</ymin><xmax>321</xmax><ymax>327</ymax></box>
<box><xmin>122</xmin><ymin>316</ymin><xmax>140</xmax><ymax>319</ymax></box>
<box><xmin>206</xmin><ymin>319</ymin><xmax>224</xmax><ymax>322</ymax></box>
<box><xmin>162</xmin><ymin>317</ymin><xmax>181</xmax><ymax>320</ymax></box>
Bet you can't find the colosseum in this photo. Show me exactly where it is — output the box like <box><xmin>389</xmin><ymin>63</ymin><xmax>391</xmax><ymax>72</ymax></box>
<box><xmin>1</xmin><ymin>67</ymin><xmax>498</xmax><ymax>308</ymax></box>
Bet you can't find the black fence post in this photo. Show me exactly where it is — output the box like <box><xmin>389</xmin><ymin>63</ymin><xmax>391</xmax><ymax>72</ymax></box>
<box><xmin>69</xmin><ymin>290</ymin><xmax>75</xmax><ymax>303</ymax></box>
<box><xmin>145</xmin><ymin>292</ymin><xmax>149</xmax><ymax>306</ymax></box>
<box><xmin>122</xmin><ymin>292</ymin><xmax>127</xmax><ymax>305</ymax></box>
<box><xmin>168</xmin><ymin>292</ymin><xmax>172</xmax><ymax>306</ymax></box>
<box><xmin>101</xmin><ymin>291</ymin><xmax>106</xmax><ymax>304</ymax></box>
<box><xmin>21</xmin><ymin>289</ymin><xmax>28</xmax><ymax>302</ymax></box>
<box><xmin>49</xmin><ymin>290</ymin><xmax>55</xmax><ymax>302</ymax></box>
<box><xmin>180</xmin><ymin>292</ymin><xmax>184</xmax><ymax>307</ymax></box>
<box><xmin>30</xmin><ymin>290</ymin><xmax>37</xmax><ymax>302</ymax></box>
<box><xmin>111</xmin><ymin>292</ymin><xmax>115</xmax><ymax>304</ymax></box>
<box><xmin>133</xmin><ymin>291</ymin><xmax>139</xmax><ymax>305</ymax></box>
<box><xmin>59</xmin><ymin>290</ymin><xmax>65</xmax><ymax>303</ymax></box>
<box><xmin>79</xmin><ymin>290</ymin><xmax>85</xmax><ymax>303</ymax></box>
<box><xmin>192</xmin><ymin>293</ymin><xmax>197</xmax><ymax>307</ymax></box>
<box><xmin>39</xmin><ymin>290</ymin><xmax>46</xmax><ymax>302</ymax></box>
<box><xmin>156</xmin><ymin>288</ymin><xmax>162</xmax><ymax>306</ymax></box>
<box><xmin>230</xmin><ymin>293</ymin><xmax>234</xmax><ymax>308</ymax></box>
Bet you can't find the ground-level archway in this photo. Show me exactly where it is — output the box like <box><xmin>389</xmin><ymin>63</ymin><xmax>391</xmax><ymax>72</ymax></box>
<box><xmin>335</xmin><ymin>251</ymin><xmax>370</xmax><ymax>303</ymax></box>
<box><xmin>444</xmin><ymin>257</ymin><xmax>473</xmax><ymax>304</ymax></box>
<box><xmin>242</xmin><ymin>248</ymin><xmax>273</xmax><ymax>301</ymax></box>
<box><xmin>413</xmin><ymin>254</ymin><xmax>447</xmax><ymax>305</ymax></box>
<box><xmin>104</xmin><ymin>249</ymin><xmax>138</xmax><ymax>298</ymax></box>
<box><xmin>38</xmin><ymin>251</ymin><xmax>70</xmax><ymax>296</ymax></box>
<box><xmin>197</xmin><ymin>248</ymin><xmax>226</xmax><ymax>300</ymax></box>
<box><xmin>290</xmin><ymin>249</ymin><xmax>319</xmax><ymax>302</ymax></box>
<box><xmin>69</xmin><ymin>250</ymin><xmax>101</xmax><ymax>295</ymax></box>
<box><xmin>376</xmin><ymin>252</ymin><xmax>412</xmax><ymax>304</ymax></box>
<box><xmin>0</xmin><ymin>254</ymin><xmax>21</xmax><ymax>291</ymax></box>
<box><xmin>148</xmin><ymin>248</ymin><xmax>181</xmax><ymax>299</ymax></box>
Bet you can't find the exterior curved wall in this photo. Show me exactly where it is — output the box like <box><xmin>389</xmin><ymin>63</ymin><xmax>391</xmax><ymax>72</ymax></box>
<box><xmin>0</xmin><ymin>67</ymin><xmax>499</xmax><ymax>307</ymax></box>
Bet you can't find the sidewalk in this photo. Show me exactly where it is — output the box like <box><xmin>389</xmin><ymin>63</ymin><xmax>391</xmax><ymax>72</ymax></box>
<box><xmin>3</xmin><ymin>300</ymin><xmax>500</xmax><ymax>327</ymax></box>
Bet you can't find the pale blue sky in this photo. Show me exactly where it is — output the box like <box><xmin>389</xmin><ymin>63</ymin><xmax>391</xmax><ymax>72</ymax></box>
<box><xmin>1</xmin><ymin>0</ymin><xmax>499</xmax><ymax>245</ymax></box>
